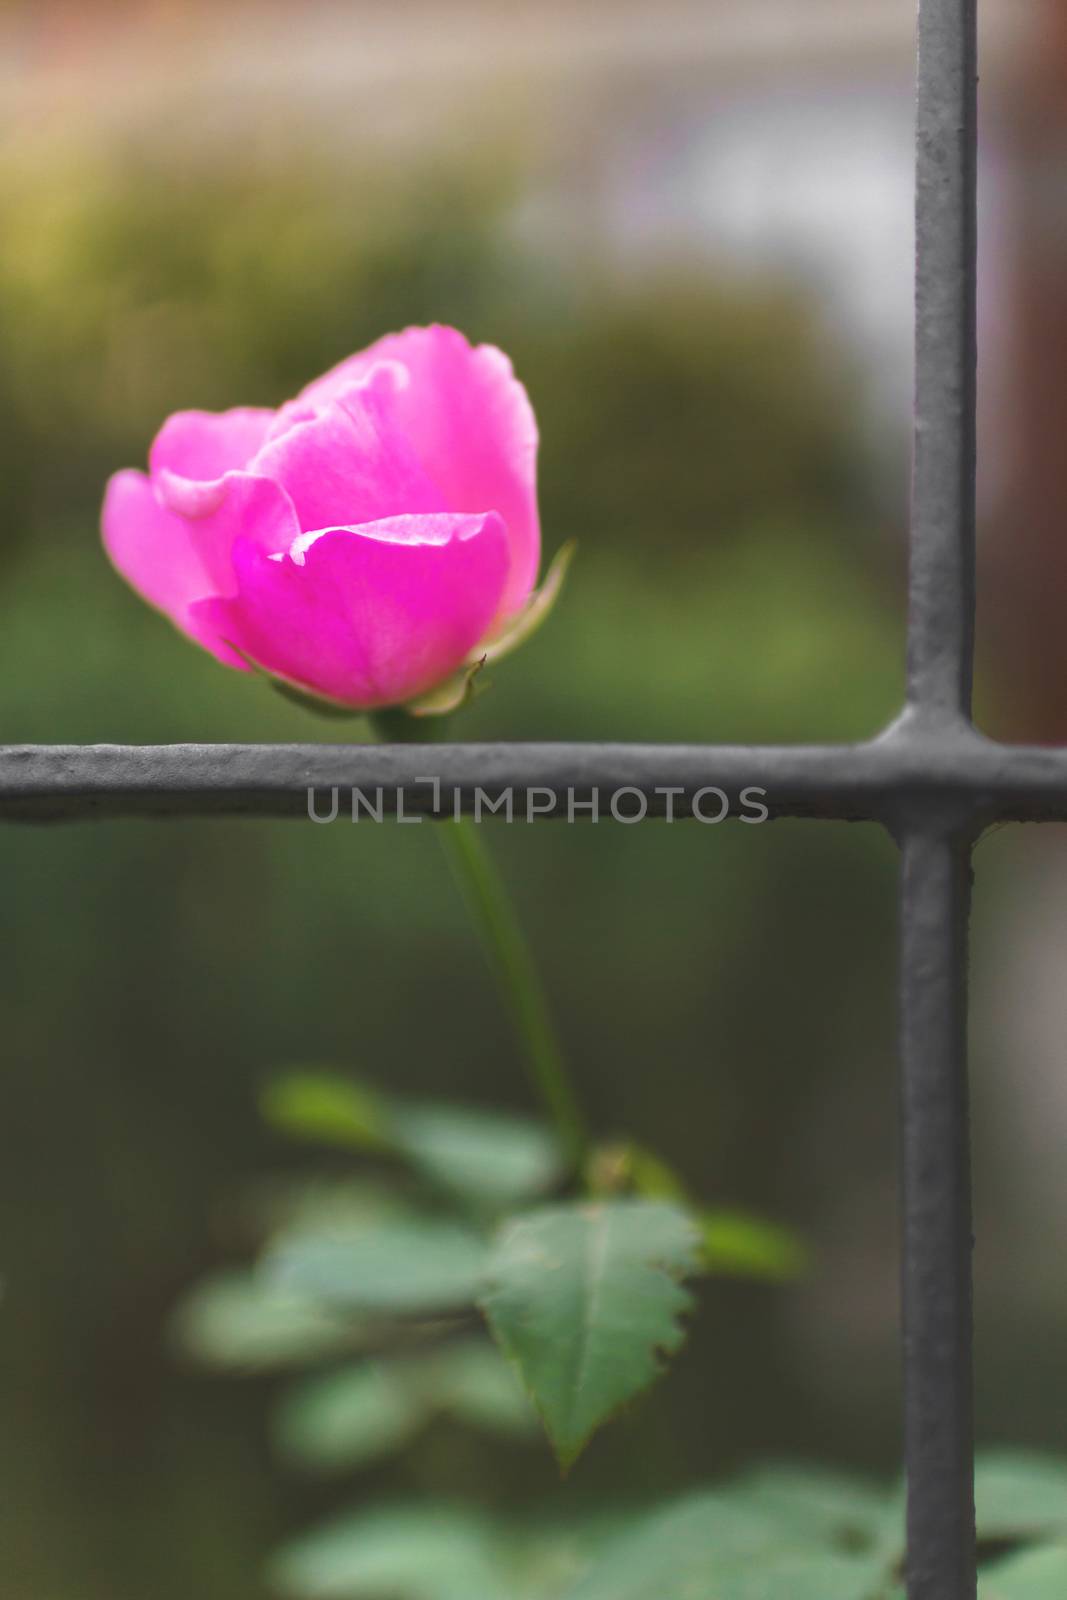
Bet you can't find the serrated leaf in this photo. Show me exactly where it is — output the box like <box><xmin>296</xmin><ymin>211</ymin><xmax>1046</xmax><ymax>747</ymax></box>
<box><xmin>979</xmin><ymin>1546</ymin><xmax>1067</xmax><ymax>1599</ymax></box>
<box><xmin>266</xmin><ymin>1217</ymin><xmax>487</xmax><ymax>1315</ymax></box>
<box><xmin>170</xmin><ymin>1270</ymin><xmax>357</xmax><ymax>1372</ymax></box>
<box><xmin>395</xmin><ymin>1103</ymin><xmax>563</xmax><ymax>1209</ymax></box>
<box><xmin>480</xmin><ymin>1200</ymin><xmax>700</xmax><ymax>1467</ymax></box>
<box><xmin>700</xmin><ymin>1209</ymin><xmax>808</xmax><ymax>1281</ymax></box>
<box><xmin>269</xmin><ymin>1505</ymin><xmax>506</xmax><ymax>1600</ymax></box>
<box><xmin>562</xmin><ymin>1490</ymin><xmax>882</xmax><ymax>1600</ymax></box>
<box><xmin>274</xmin><ymin>1362</ymin><xmax>426</xmax><ymax>1473</ymax></box>
<box><xmin>261</xmin><ymin>1075</ymin><xmax>394</xmax><ymax>1153</ymax></box>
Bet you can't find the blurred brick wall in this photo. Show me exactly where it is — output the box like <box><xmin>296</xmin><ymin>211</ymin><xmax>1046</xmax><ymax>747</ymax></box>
<box><xmin>982</xmin><ymin>1</ymin><xmax>1067</xmax><ymax>741</ymax></box>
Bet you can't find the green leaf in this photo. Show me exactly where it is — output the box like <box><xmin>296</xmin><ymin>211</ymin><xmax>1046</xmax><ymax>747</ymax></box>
<box><xmin>273</xmin><ymin>1340</ymin><xmax>536</xmax><ymax>1472</ymax></box>
<box><xmin>700</xmin><ymin>1209</ymin><xmax>808</xmax><ymax>1281</ymax></box>
<box><xmin>261</xmin><ymin>1075</ymin><xmax>394</xmax><ymax>1153</ymax></box>
<box><xmin>601</xmin><ymin>1143</ymin><xmax>808</xmax><ymax>1283</ymax></box>
<box><xmin>480</xmin><ymin>1199</ymin><xmax>700</xmax><ymax>1467</ymax></box>
<box><xmin>730</xmin><ymin>1463</ymin><xmax>889</xmax><ymax>1550</ymax></box>
<box><xmin>274</xmin><ymin>1362</ymin><xmax>426</xmax><ymax>1473</ymax></box>
<box><xmin>877</xmin><ymin>1452</ymin><xmax>1067</xmax><ymax>1571</ymax></box>
<box><xmin>404</xmin><ymin>655</ymin><xmax>488</xmax><ymax>718</ymax></box>
<box><xmin>481</xmin><ymin>540</ymin><xmax>576</xmax><ymax>665</ymax></box>
<box><xmin>394</xmin><ymin>1103</ymin><xmax>563</xmax><ymax>1208</ymax></box>
<box><xmin>226</xmin><ymin>642</ymin><xmax>364</xmax><ymax>719</ymax></box>
<box><xmin>267</xmin><ymin>1217</ymin><xmax>487</xmax><ymax>1315</ymax></box>
<box><xmin>969</xmin><ymin>1464</ymin><xmax>1067</xmax><ymax>1600</ymax></box>
<box><xmin>267</xmin><ymin>677</ymin><xmax>366</xmax><ymax>719</ymax></box>
<box><xmin>261</xmin><ymin>1073</ymin><xmax>562</xmax><ymax>1209</ymax></box>
<box><xmin>979</xmin><ymin>1546</ymin><xmax>1067</xmax><ymax>1599</ymax></box>
<box><xmin>269</xmin><ymin>1505</ymin><xmax>506</xmax><ymax>1600</ymax></box>
<box><xmin>242</xmin><ymin>1176</ymin><xmax>413</xmax><ymax>1241</ymax></box>
<box><xmin>428</xmin><ymin>1338</ymin><xmax>537</xmax><ymax>1439</ymax></box>
<box><xmin>170</xmin><ymin>1270</ymin><xmax>357</xmax><ymax>1372</ymax></box>
<box><xmin>974</xmin><ymin>1452</ymin><xmax>1067</xmax><ymax>1542</ymax></box>
<box><xmin>507</xmin><ymin>1512</ymin><xmax>626</xmax><ymax>1599</ymax></box>
<box><xmin>624</xmin><ymin>1144</ymin><xmax>689</xmax><ymax>1203</ymax></box>
<box><xmin>562</xmin><ymin>1490</ymin><xmax>882</xmax><ymax>1600</ymax></box>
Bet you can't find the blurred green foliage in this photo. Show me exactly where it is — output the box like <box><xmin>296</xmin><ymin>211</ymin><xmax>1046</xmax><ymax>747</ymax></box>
<box><xmin>260</xmin><ymin>1442</ymin><xmax>1067</xmax><ymax>1598</ymax></box>
<box><xmin>172</xmin><ymin>1073</ymin><xmax>815</xmax><ymax>1592</ymax></box>
<box><xmin>0</xmin><ymin>138</ymin><xmax>907</xmax><ymax>1600</ymax></box>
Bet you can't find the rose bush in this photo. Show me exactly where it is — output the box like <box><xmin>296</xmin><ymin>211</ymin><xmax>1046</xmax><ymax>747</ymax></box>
<box><xmin>102</xmin><ymin>325</ymin><xmax>546</xmax><ymax>711</ymax></box>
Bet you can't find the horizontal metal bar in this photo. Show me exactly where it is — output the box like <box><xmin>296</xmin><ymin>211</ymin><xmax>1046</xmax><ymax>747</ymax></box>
<box><xmin>3</xmin><ymin>721</ymin><xmax>1067</xmax><ymax>826</ymax></box>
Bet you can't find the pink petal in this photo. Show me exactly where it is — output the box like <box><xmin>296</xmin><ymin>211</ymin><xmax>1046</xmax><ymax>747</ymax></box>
<box><xmin>101</xmin><ymin>468</ymin><xmax>302</xmax><ymax>666</ymax></box>
<box><xmin>190</xmin><ymin>511</ymin><xmax>509</xmax><ymax>709</ymax></box>
<box><xmin>248</xmin><ymin>374</ymin><xmax>447</xmax><ymax>535</ymax></box>
<box><xmin>101</xmin><ymin>469</ymin><xmax>243</xmax><ymax>665</ymax></box>
<box><xmin>149</xmin><ymin>407</ymin><xmax>275</xmax><ymax>512</ymax></box>
<box><xmin>300</xmin><ymin>326</ymin><xmax>540</xmax><ymax>622</ymax></box>
<box><xmin>187</xmin><ymin>472</ymin><xmax>304</xmax><ymax>586</ymax></box>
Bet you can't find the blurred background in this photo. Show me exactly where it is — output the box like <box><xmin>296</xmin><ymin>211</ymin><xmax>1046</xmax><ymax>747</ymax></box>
<box><xmin>2</xmin><ymin>1</ymin><xmax>1067</xmax><ymax>1595</ymax></box>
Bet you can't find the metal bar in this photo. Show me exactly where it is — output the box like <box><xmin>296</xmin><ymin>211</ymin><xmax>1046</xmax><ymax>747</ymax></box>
<box><xmin>7</xmin><ymin>730</ymin><xmax>1067</xmax><ymax>825</ymax></box>
<box><xmin>908</xmin><ymin>0</ymin><xmax>978</xmax><ymax>726</ymax></box>
<box><xmin>899</xmin><ymin>831</ymin><xmax>976</xmax><ymax>1600</ymax></box>
<box><xmin>900</xmin><ymin>3</ymin><xmax>979</xmax><ymax>1596</ymax></box>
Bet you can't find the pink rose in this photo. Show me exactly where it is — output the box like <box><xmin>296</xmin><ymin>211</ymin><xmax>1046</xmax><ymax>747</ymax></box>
<box><xmin>102</xmin><ymin>325</ymin><xmax>549</xmax><ymax>712</ymax></box>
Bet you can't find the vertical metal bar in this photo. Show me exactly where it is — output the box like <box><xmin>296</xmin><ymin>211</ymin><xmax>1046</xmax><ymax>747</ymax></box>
<box><xmin>900</xmin><ymin>832</ymin><xmax>976</xmax><ymax>1599</ymax></box>
<box><xmin>902</xmin><ymin>2</ymin><xmax>979</xmax><ymax>1595</ymax></box>
<box><xmin>909</xmin><ymin>0</ymin><xmax>978</xmax><ymax>723</ymax></box>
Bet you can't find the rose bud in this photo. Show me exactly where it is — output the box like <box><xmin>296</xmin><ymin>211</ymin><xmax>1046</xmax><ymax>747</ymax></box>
<box><xmin>102</xmin><ymin>325</ymin><xmax>570</xmax><ymax>715</ymax></box>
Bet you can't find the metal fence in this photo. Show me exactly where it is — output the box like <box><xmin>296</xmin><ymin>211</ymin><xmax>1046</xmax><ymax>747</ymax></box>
<box><xmin>1</xmin><ymin>1</ymin><xmax>1053</xmax><ymax>1596</ymax></box>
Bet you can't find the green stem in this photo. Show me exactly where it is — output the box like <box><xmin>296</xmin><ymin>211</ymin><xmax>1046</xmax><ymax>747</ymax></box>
<box><xmin>366</xmin><ymin>712</ymin><xmax>588</xmax><ymax>1172</ymax></box>
<box><xmin>436</xmin><ymin>818</ymin><xmax>589</xmax><ymax>1173</ymax></box>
